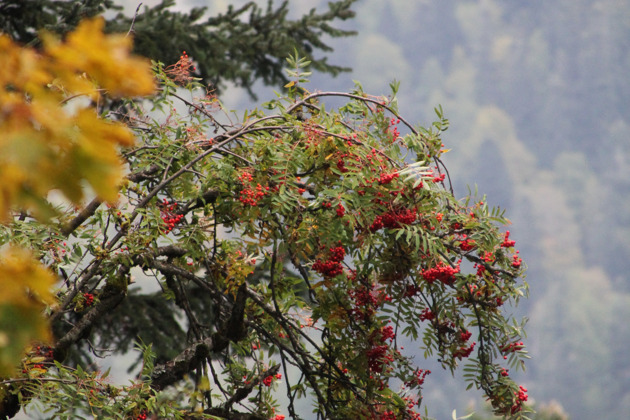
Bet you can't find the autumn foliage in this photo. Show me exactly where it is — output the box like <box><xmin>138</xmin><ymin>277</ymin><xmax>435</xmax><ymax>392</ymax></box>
<box><xmin>0</xmin><ymin>18</ymin><xmax>154</xmax><ymax>219</ymax></box>
<box><xmin>0</xmin><ymin>18</ymin><xmax>154</xmax><ymax>378</ymax></box>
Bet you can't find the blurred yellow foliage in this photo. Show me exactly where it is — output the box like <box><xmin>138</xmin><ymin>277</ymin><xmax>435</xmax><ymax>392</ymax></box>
<box><xmin>0</xmin><ymin>247</ymin><xmax>56</xmax><ymax>376</ymax></box>
<box><xmin>0</xmin><ymin>248</ymin><xmax>55</xmax><ymax>308</ymax></box>
<box><xmin>0</xmin><ymin>18</ymin><xmax>154</xmax><ymax>375</ymax></box>
<box><xmin>0</xmin><ymin>17</ymin><xmax>155</xmax><ymax>220</ymax></box>
<box><xmin>41</xmin><ymin>18</ymin><xmax>155</xmax><ymax>98</ymax></box>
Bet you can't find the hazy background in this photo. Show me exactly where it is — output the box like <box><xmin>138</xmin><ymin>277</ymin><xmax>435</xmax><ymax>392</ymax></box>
<box><xmin>119</xmin><ymin>1</ymin><xmax>630</xmax><ymax>419</ymax></box>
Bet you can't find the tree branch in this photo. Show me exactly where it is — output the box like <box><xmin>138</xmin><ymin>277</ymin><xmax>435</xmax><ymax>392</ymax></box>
<box><xmin>150</xmin><ymin>336</ymin><xmax>221</xmax><ymax>391</ymax></box>
<box><xmin>125</xmin><ymin>3</ymin><xmax>143</xmax><ymax>38</ymax></box>
<box><xmin>60</xmin><ymin>197</ymin><xmax>102</xmax><ymax>237</ymax></box>
<box><xmin>54</xmin><ymin>287</ymin><xmax>126</xmax><ymax>360</ymax></box>
<box><xmin>219</xmin><ymin>365</ymin><xmax>280</xmax><ymax>412</ymax></box>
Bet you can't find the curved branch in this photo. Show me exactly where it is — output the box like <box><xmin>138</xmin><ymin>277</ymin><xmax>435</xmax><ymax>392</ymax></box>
<box><xmin>54</xmin><ymin>283</ymin><xmax>127</xmax><ymax>359</ymax></box>
<box><xmin>151</xmin><ymin>336</ymin><xmax>222</xmax><ymax>391</ymax></box>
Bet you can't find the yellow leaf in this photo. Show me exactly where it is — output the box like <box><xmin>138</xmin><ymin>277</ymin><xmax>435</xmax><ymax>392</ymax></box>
<box><xmin>0</xmin><ymin>247</ymin><xmax>55</xmax><ymax>376</ymax></box>
<box><xmin>198</xmin><ymin>376</ymin><xmax>211</xmax><ymax>391</ymax></box>
<box><xmin>0</xmin><ymin>18</ymin><xmax>155</xmax><ymax>219</ymax></box>
<box><xmin>43</xmin><ymin>18</ymin><xmax>156</xmax><ymax>98</ymax></box>
<box><xmin>284</xmin><ymin>81</ymin><xmax>296</xmax><ymax>88</ymax></box>
<box><xmin>0</xmin><ymin>247</ymin><xmax>55</xmax><ymax>307</ymax></box>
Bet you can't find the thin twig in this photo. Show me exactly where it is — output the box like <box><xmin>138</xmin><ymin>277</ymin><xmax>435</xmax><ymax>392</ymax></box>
<box><xmin>0</xmin><ymin>377</ymin><xmax>75</xmax><ymax>386</ymax></box>
<box><xmin>126</xmin><ymin>3</ymin><xmax>143</xmax><ymax>38</ymax></box>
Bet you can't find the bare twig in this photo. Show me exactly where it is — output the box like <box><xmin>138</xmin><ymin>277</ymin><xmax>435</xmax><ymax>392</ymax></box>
<box><xmin>126</xmin><ymin>3</ymin><xmax>143</xmax><ymax>38</ymax></box>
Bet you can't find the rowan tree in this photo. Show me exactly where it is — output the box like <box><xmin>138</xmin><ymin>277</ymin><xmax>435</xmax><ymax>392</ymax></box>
<box><xmin>0</xmin><ymin>15</ymin><xmax>530</xmax><ymax>420</ymax></box>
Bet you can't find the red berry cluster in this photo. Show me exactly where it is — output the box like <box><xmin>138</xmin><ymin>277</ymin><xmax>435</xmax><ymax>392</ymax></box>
<box><xmin>178</xmin><ymin>51</ymin><xmax>196</xmax><ymax>70</ymax></box>
<box><xmin>453</xmin><ymin>341</ymin><xmax>476</xmax><ymax>360</ymax></box>
<box><xmin>366</xmin><ymin>344</ymin><xmax>392</xmax><ymax>373</ymax></box>
<box><xmin>474</xmin><ymin>252</ymin><xmax>495</xmax><ymax>276</ymax></box>
<box><xmin>458</xmin><ymin>234</ymin><xmax>476</xmax><ymax>251</ymax></box>
<box><xmin>366</xmin><ymin>325</ymin><xmax>396</xmax><ymax>368</ymax></box>
<box><xmin>312</xmin><ymin>245</ymin><xmax>345</xmax><ymax>278</ymax></box>
<box><xmin>386</xmin><ymin>117</ymin><xmax>401</xmax><ymax>143</ymax></box>
<box><xmin>34</xmin><ymin>345</ymin><xmax>54</xmax><ymax>359</ymax></box>
<box><xmin>501</xmin><ymin>341</ymin><xmax>525</xmax><ymax>354</ymax></box>
<box><xmin>83</xmin><ymin>293</ymin><xmax>94</xmax><ymax>307</ymax></box>
<box><xmin>418</xmin><ymin>308</ymin><xmax>435</xmax><ymax>322</ymax></box>
<box><xmin>421</xmin><ymin>260</ymin><xmax>461</xmax><ymax>285</ymax></box>
<box><xmin>501</xmin><ymin>231</ymin><xmax>516</xmax><ymax>248</ymax></box>
<box><xmin>349</xmin><ymin>285</ymin><xmax>377</xmax><ymax>321</ymax></box>
<box><xmin>336</xmin><ymin>203</ymin><xmax>345</xmax><ymax>217</ymax></box>
<box><xmin>136</xmin><ymin>410</ymin><xmax>148</xmax><ymax>420</ymax></box>
<box><xmin>364</xmin><ymin>148</ymin><xmax>385</xmax><ymax>166</ymax></box>
<box><xmin>238</xmin><ymin>171</ymin><xmax>270</xmax><ymax>206</ymax></box>
<box><xmin>336</xmin><ymin>154</ymin><xmax>351</xmax><ymax>173</ymax></box>
<box><xmin>262</xmin><ymin>372</ymin><xmax>282</xmax><ymax>387</ymax></box>
<box><xmin>432</xmin><ymin>172</ymin><xmax>446</xmax><ymax>183</ymax></box>
<box><xmin>365</xmin><ymin>322</ymin><xmax>399</xmax><ymax>375</ymax></box>
<box><xmin>348</xmin><ymin>282</ymin><xmax>391</xmax><ymax>322</ymax></box>
<box><xmin>405</xmin><ymin>368</ymin><xmax>431</xmax><ymax>388</ymax></box>
<box><xmin>511</xmin><ymin>252</ymin><xmax>522</xmax><ymax>268</ymax></box>
<box><xmin>377</xmin><ymin>171</ymin><xmax>399</xmax><ymax>185</ymax></box>
<box><xmin>380</xmin><ymin>325</ymin><xmax>395</xmax><ymax>341</ymax></box>
<box><xmin>452</xmin><ymin>330</ymin><xmax>476</xmax><ymax>360</ymax></box>
<box><xmin>511</xmin><ymin>385</ymin><xmax>528</xmax><ymax>413</ymax></box>
<box><xmin>160</xmin><ymin>199</ymin><xmax>183</xmax><ymax>233</ymax></box>
<box><xmin>239</xmin><ymin>183</ymin><xmax>269</xmax><ymax>206</ymax></box>
<box><xmin>380</xmin><ymin>411</ymin><xmax>397</xmax><ymax>420</ymax></box>
<box><xmin>370</xmin><ymin>208</ymin><xmax>417</xmax><ymax>232</ymax></box>
<box><xmin>166</xmin><ymin>50</ymin><xmax>196</xmax><ymax>85</ymax></box>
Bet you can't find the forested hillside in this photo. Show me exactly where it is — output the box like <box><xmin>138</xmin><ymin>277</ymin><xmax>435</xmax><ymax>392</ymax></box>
<box><xmin>311</xmin><ymin>1</ymin><xmax>629</xmax><ymax>419</ymax></box>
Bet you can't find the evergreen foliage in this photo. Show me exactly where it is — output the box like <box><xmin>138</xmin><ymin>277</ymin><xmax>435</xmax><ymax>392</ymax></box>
<box><xmin>0</xmin><ymin>0</ymin><xmax>357</xmax><ymax>96</ymax></box>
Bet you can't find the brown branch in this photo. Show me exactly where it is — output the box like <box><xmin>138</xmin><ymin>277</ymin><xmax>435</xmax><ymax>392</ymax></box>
<box><xmin>60</xmin><ymin>198</ymin><xmax>102</xmax><ymax>237</ymax></box>
<box><xmin>150</xmin><ymin>336</ymin><xmax>223</xmax><ymax>391</ymax></box>
<box><xmin>181</xmin><ymin>188</ymin><xmax>219</xmax><ymax>213</ymax></box>
<box><xmin>127</xmin><ymin>163</ymin><xmax>161</xmax><ymax>182</ymax></box>
<box><xmin>219</xmin><ymin>365</ymin><xmax>280</xmax><ymax>412</ymax></box>
<box><xmin>152</xmin><ymin>245</ymin><xmax>188</xmax><ymax>258</ymax></box>
<box><xmin>205</xmin><ymin>410</ymin><xmax>265</xmax><ymax>420</ymax></box>
<box><xmin>126</xmin><ymin>3</ymin><xmax>143</xmax><ymax>38</ymax></box>
<box><xmin>221</xmin><ymin>282</ymin><xmax>248</xmax><ymax>342</ymax></box>
<box><xmin>59</xmin><ymin>164</ymin><xmax>161</xmax><ymax>238</ymax></box>
<box><xmin>50</xmin><ymin>245</ymin><xmax>186</xmax><ymax>323</ymax></box>
<box><xmin>53</xmin><ymin>287</ymin><xmax>126</xmax><ymax>360</ymax></box>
